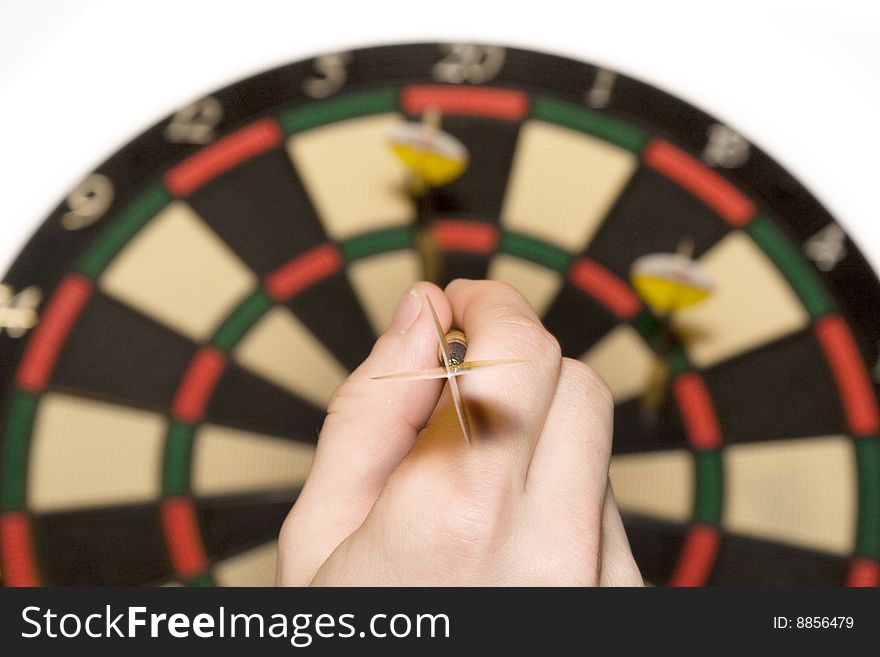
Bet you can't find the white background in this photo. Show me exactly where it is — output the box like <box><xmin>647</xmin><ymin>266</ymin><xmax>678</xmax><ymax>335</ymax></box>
<box><xmin>1</xmin><ymin>0</ymin><xmax>878</xmax><ymax>273</ymax></box>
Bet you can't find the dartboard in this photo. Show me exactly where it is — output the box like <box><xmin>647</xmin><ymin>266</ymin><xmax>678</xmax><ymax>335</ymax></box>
<box><xmin>1</xmin><ymin>43</ymin><xmax>878</xmax><ymax>587</ymax></box>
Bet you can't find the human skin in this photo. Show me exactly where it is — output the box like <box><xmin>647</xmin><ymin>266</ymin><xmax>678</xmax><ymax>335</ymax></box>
<box><xmin>277</xmin><ymin>279</ymin><xmax>642</xmax><ymax>586</ymax></box>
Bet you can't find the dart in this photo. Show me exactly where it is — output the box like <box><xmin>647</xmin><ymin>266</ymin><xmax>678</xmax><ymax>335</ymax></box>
<box><xmin>630</xmin><ymin>239</ymin><xmax>714</xmax><ymax>417</ymax></box>
<box><xmin>388</xmin><ymin>107</ymin><xmax>469</xmax><ymax>283</ymax></box>
<box><xmin>389</xmin><ymin>106</ymin><xmax>469</xmax><ymax>196</ymax></box>
<box><xmin>372</xmin><ymin>294</ymin><xmax>526</xmax><ymax>444</ymax></box>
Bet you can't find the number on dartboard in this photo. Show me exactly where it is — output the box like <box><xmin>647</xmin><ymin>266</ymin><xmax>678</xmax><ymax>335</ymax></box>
<box><xmin>431</xmin><ymin>44</ymin><xmax>506</xmax><ymax>84</ymax></box>
<box><xmin>302</xmin><ymin>52</ymin><xmax>351</xmax><ymax>99</ymax></box>
<box><xmin>61</xmin><ymin>173</ymin><xmax>114</xmax><ymax>231</ymax></box>
<box><xmin>804</xmin><ymin>223</ymin><xmax>847</xmax><ymax>272</ymax></box>
<box><xmin>586</xmin><ymin>69</ymin><xmax>616</xmax><ymax>108</ymax></box>
<box><xmin>164</xmin><ymin>96</ymin><xmax>223</xmax><ymax>145</ymax></box>
<box><xmin>703</xmin><ymin>124</ymin><xmax>750</xmax><ymax>168</ymax></box>
<box><xmin>0</xmin><ymin>284</ymin><xmax>40</xmax><ymax>338</ymax></box>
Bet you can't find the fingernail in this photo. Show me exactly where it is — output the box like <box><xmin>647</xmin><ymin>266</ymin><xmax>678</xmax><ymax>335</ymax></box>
<box><xmin>388</xmin><ymin>287</ymin><xmax>422</xmax><ymax>333</ymax></box>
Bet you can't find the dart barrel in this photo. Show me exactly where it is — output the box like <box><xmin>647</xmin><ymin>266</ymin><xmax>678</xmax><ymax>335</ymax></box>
<box><xmin>443</xmin><ymin>329</ymin><xmax>468</xmax><ymax>367</ymax></box>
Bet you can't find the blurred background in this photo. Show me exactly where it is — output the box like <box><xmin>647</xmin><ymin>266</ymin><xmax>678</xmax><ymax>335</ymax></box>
<box><xmin>0</xmin><ymin>0</ymin><xmax>878</xmax><ymax>271</ymax></box>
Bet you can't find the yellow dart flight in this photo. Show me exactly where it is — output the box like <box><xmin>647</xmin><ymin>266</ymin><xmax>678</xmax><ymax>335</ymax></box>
<box><xmin>389</xmin><ymin>112</ymin><xmax>469</xmax><ymax>194</ymax></box>
<box><xmin>630</xmin><ymin>252</ymin><xmax>714</xmax><ymax>315</ymax></box>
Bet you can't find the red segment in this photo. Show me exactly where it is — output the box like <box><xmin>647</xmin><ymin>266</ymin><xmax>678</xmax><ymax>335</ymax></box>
<box><xmin>172</xmin><ymin>347</ymin><xmax>227</xmax><ymax>423</ymax></box>
<box><xmin>847</xmin><ymin>558</ymin><xmax>880</xmax><ymax>587</ymax></box>
<box><xmin>644</xmin><ymin>139</ymin><xmax>755</xmax><ymax>227</ymax></box>
<box><xmin>0</xmin><ymin>513</ymin><xmax>39</xmax><ymax>586</ymax></box>
<box><xmin>265</xmin><ymin>243</ymin><xmax>343</xmax><ymax>301</ymax></box>
<box><xmin>161</xmin><ymin>498</ymin><xmax>207</xmax><ymax>578</ymax></box>
<box><xmin>669</xmin><ymin>525</ymin><xmax>720</xmax><ymax>586</ymax></box>
<box><xmin>568</xmin><ymin>258</ymin><xmax>642</xmax><ymax>320</ymax></box>
<box><xmin>16</xmin><ymin>274</ymin><xmax>92</xmax><ymax>392</ymax></box>
<box><xmin>402</xmin><ymin>85</ymin><xmax>529</xmax><ymax>121</ymax></box>
<box><xmin>432</xmin><ymin>220</ymin><xmax>499</xmax><ymax>255</ymax></box>
<box><xmin>674</xmin><ymin>373</ymin><xmax>722</xmax><ymax>450</ymax></box>
<box><xmin>815</xmin><ymin>316</ymin><xmax>880</xmax><ymax>436</ymax></box>
<box><xmin>164</xmin><ymin>119</ymin><xmax>283</xmax><ymax>197</ymax></box>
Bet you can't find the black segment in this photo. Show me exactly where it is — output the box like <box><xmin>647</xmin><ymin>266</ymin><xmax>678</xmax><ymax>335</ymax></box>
<box><xmin>813</xmin><ymin>228</ymin><xmax>880</xmax><ymax>362</ymax></box>
<box><xmin>205</xmin><ymin>362</ymin><xmax>324</xmax><ymax>442</ymax></box>
<box><xmin>284</xmin><ymin>272</ymin><xmax>375</xmax><ymax>371</ymax></box>
<box><xmin>622</xmin><ymin>515</ymin><xmax>686</xmax><ymax>586</ymax></box>
<box><xmin>419</xmin><ymin>117</ymin><xmax>521</xmax><ymax>219</ymax></box>
<box><xmin>704</xmin><ymin>330</ymin><xmax>846</xmax><ymax>443</ymax></box>
<box><xmin>187</xmin><ymin>149</ymin><xmax>327</xmax><ymax>276</ymax></box>
<box><xmin>710</xmin><ymin>533</ymin><xmax>848</xmax><ymax>586</ymax></box>
<box><xmin>613</xmin><ymin>395</ymin><xmax>688</xmax><ymax>454</ymax></box>
<box><xmin>196</xmin><ymin>490</ymin><xmax>299</xmax><ymax>562</ymax></box>
<box><xmin>437</xmin><ymin>252</ymin><xmax>491</xmax><ymax>288</ymax></box>
<box><xmin>32</xmin><ymin>504</ymin><xmax>170</xmax><ymax>586</ymax></box>
<box><xmin>584</xmin><ymin>167</ymin><xmax>729</xmax><ymax>280</ymax></box>
<box><xmin>542</xmin><ymin>283</ymin><xmax>619</xmax><ymax>358</ymax></box>
<box><xmin>502</xmin><ymin>48</ymin><xmax>597</xmax><ymax>97</ymax></box>
<box><xmin>345</xmin><ymin>45</ymin><xmax>444</xmax><ymax>86</ymax></box>
<box><xmin>607</xmin><ymin>74</ymin><xmax>709</xmax><ymax>154</ymax></box>
<box><xmin>51</xmin><ymin>292</ymin><xmax>195</xmax><ymax>411</ymax></box>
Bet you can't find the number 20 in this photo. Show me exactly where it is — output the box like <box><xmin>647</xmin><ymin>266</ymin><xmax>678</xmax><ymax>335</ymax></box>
<box><xmin>432</xmin><ymin>44</ymin><xmax>506</xmax><ymax>84</ymax></box>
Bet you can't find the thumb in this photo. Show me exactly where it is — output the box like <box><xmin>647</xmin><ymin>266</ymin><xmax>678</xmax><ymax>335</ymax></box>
<box><xmin>278</xmin><ymin>281</ymin><xmax>451</xmax><ymax>584</ymax></box>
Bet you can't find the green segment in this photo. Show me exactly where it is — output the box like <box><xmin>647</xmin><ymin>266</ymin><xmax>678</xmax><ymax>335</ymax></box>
<box><xmin>499</xmin><ymin>232</ymin><xmax>571</xmax><ymax>273</ymax></box>
<box><xmin>856</xmin><ymin>437</ymin><xmax>880</xmax><ymax>557</ymax></box>
<box><xmin>77</xmin><ymin>185</ymin><xmax>172</xmax><ymax>279</ymax></box>
<box><xmin>163</xmin><ymin>423</ymin><xmax>196</xmax><ymax>495</ymax></box>
<box><xmin>0</xmin><ymin>392</ymin><xmax>38</xmax><ymax>510</ymax></box>
<box><xmin>631</xmin><ymin>311</ymin><xmax>691</xmax><ymax>373</ymax></box>
<box><xmin>210</xmin><ymin>290</ymin><xmax>273</xmax><ymax>352</ymax></box>
<box><xmin>530</xmin><ymin>96</ymin><xmax>646</xmax><ymax>153</ymax></box>
<box><xmin>746</xmin><ymin>215</ymin><xmax>835</xmax><ymax>318</ymax></box>
<box><xmin>693</xmin><ymin>450</ymin><xmax>723</xmax><ymax>525</ymax></box>
<box><xmin>632</xmin><ymin>310</ymin><xmax>662</xmax><ymax>348</ymax></box>
<box><xmin>667</xmin><ymin>347</ymin><xmax>691</xmax><ymax>376</ymax></box>
<box><xmin>340</xmin><ymin>227</ymin><xmax>413</xmax><ymax>262</ymax></box>
<box><xmin>280</xmin><ymin>88</ymin><xmax>399</xmax><ymax>135</ymax></box>
<box><xmin>185</xmin><ymin>573</ymin><xmax>216</xmax><ymax>587</ymax></box>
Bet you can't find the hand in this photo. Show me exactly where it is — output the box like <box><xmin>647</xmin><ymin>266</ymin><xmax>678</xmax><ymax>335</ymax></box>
<box><xmin>277</xmin><ymin>279</ymin><xmax>642</xmax><ymax>586</ymax></box>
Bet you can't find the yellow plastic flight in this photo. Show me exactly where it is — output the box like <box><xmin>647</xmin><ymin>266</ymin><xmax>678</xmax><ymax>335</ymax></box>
<box><xmin>630</xmin><ymin>252</ymin><xmax>714</xmax><ymax>315</ymax></box>
<box><xmin>389</xmin><ymin>120</ymin><xmax>468</xmax><ymax>193</ymax></box>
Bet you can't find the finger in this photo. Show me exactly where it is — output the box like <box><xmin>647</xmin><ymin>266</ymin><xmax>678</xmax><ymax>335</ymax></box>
<box><xmin>314</xmin><ymin>282</ymin><xmax>452</xmax><ymax>490</ymax></box>
<box><xmin>278</xmin><ymin>282</ymin><xmax>451</xmax><ymax>584</ymax></box>
<box><xmin>517</xmin><ymin>359</ymin><xmax>612</xmax><ymax>583</ymax></box>
<box><xmin>440</xmin><ymin>279</ymin><xmax>562</xmax><ymax>481</ymax></box>
<box><xmin>599</xmin><ymin>486</ymin><xmax>643</xmax><ymax>586</ymax></box>
<box><xmin>525</xmin><ymin>358</ymin><xmax>614</xmax><ymax>520</ymax></box>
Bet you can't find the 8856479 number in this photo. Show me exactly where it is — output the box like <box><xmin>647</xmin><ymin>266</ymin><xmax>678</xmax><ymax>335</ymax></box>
<box><xmin>773</xmin><ymin>617</ymin><xmax>854</xmax><ymax>629</ymax></box>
